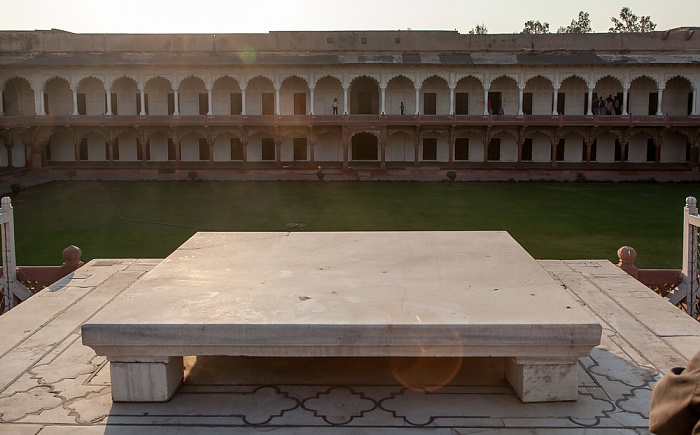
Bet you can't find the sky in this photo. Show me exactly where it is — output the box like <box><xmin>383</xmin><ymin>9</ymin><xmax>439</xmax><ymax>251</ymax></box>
<box><xmin>0</xmin><ymin>0</ymin><xmax>697</xmax><ymax>35</ymax></box>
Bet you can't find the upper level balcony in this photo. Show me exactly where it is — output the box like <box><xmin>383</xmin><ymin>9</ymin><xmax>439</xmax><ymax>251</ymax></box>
<box><xmin>2</xmin><ymin>113</ymin><xmax>700</xmax><ymax>130</ymax></box>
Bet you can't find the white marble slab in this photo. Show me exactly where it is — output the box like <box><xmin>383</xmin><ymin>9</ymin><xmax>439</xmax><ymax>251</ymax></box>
<box><xmin>82</xmin><ymin>231</ymin><xmax>601</xmax><ymax>402</ymax></box>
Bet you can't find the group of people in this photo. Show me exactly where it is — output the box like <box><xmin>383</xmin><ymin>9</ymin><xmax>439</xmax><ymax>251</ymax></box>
<box><xmin>594</xmin><ymin>94</ymin><xmax>622</xmax><ymax>115</ymax></box>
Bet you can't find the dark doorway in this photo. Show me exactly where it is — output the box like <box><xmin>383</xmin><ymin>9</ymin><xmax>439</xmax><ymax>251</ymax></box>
<box><xmin>424</xmin><ymin>93</ymin><xmax>437</xmax><ymax>115</ymax></box>
<box><xmin>167</xmin><ymin>139</ymin><xmax>176</xmax><ymax>160</ymax></box>
<box><xmin>556</xmin><ymin>139</ymin><xmax>565</xmax><ymax>161</ymax></box>
<box><xmin>351</xmin><ymin>133</ymin><xmax>378</xmax><ymax>160</ymax></box>
<box><xmin>79</xmin><ymin>138</ymin><xmax>88</xmax><ymax>160</ymax></box>
<box><xmin>293</xmin><ymin>138</ymin><xmax>307</xmax><ymax>160</ymax></box>
<box><xmin>522</xmin><ymin>139</ymin><xmax>533</xmax><ymax>161</ymax></box>
<box><xmin>199</xmin><ymin>138</ymin><xmax>209</xmax><ymax>160</ymax></box>
<box><xmin>168</xmin><ymin>93</ymin><xmax>175</xmax><ymax>115</ymax></box>
<box><xmin>77</xmin><ymin>93</ymin><xmax>86</xmax><ymax>115</ymax></box>
<box><xmin>230</xmin><ymin>138</ymin><xmax>243</xmax><ymax>160</ymax></box>
<box><xmin>262</xmin><ymin>93</ymin><xmax>275</xmax><ymax>115</ymax></box>
<box><xmin>523</xmin><ymin>93</ymin><xmax>533</xmax><ymax>115</ymax></box>
<box><xmin>199</xmin><ymin>94</ymin><xmax>208</xmax><ymax>115</ymax></box>
<box><xmin>556</xmin><ymin>93</ymin><xmax>565</xmax><ymax>115</ymax></box>
<box><xmin>455</xmin><ymin>138</ymin><xmax>469</xmax><ymax>160</ymax></box>
<box><xmin>487</xmin><ymin>138</ymin><xmax>500</xmax><ymax>161</ymax></box>
<box><xmin>648</xmin><ymin>92</ymin><xmax>658</xmax><ymax>115</ymax></box>
<box><xmin>422</xmin><ymin>138</ymin><xmax>437</xmax><ymax>160</ymax></box>
<box><xmin>455</xmin><ymin>93</ymin><xmax>469</xmax><ymax>115</ymax></box>
<box><xmin>488</xmin><ymin>92</ymin><xmax>502</xmax><ymax>115</ymax></box>
<box><xmin>261</xmin><ymin>138</ymin><xmax>275</xmax><ymax>160</ymax></box>
<box><xmin>230</xmin><ymin>93</ymin><xmax>242</xmax><ymax>115</ymax></box>
<box><xmin>294</xmin><ymin>93</ymin><xmax>307</xmax><ymax>115</ymax></box>
<box><xmin>689</xmin><ymin>93</ymin><xmax>694</xmax><ymax>115</ymax></box>
<box><xmin>646</xmin><ymin>139</ymin><xmax>656</xmax><ymax>162</ymax></box>
<box><xmin>113</xmin><ymin>139</ymin><xmax>120</xmax><ymax>160</ymax></box>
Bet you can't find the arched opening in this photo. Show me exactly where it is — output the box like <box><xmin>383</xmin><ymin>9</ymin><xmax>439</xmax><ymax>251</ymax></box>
<box><xmin>663</xmin><ymin>76</ymin><xmax>693</xmax><ymax>115</ymax></box>
<box><xmin>247</xmin><ymin>76</ymin><xmax>275</xmax><ymax>115</ymax></box>
<box><xmin>629</xmin><ymin>76</ymin><xmax>659</xmax><ymax>115</ymax></box>
<box><xmin>454</xmin><ymin>76</ymin><xmax>482</xmax><ymax>115</ymax></box>
<box><xmin>314</xmin><ymin>76</ymin><xmax>343</xmax><ymax>115</ymax></box>
<box><xmin>213</xmin><ymin>76</ymin><xmax>242</xmax><ymax>115</ymax></box>
<box><xmin>524</xmin><ymin>76</ymin><xmax>554</xmax><ymax>115</ymax></box>
<box><xmin>421</xmin><ymin>76</ymin><xmax>449</xmax><ymax>115</ymax></box>
<box><xmin>280</xmin><ymin>76</ymin><xmax>310</xmax><ymax>115</ymax></box>
<box><xmin>178</xmin><ymin>76</ymin><xmax>207</xmax><ymax>116</ymax></box>
<box><xmin>44</xmin><ymin>77</ymin><xmax>72</xmax><ymax>115</ymax></box>
<box><xmin>594</xmin><ymin>76</ymin><xmax>624</xmax><ymax>115</ymax></box>
<box><xmin>386</xmin><ymin>76</ymin><xmax>414</xmax><ymax>115</ymax></box>
<box><xmin>77</xmin><ymin>77</ymin><xmax>106</xmax><ymax>115</ymax></box>
<box><xmin>350</xmin><ymin>77</ymin><xmax>379</xmax><ymax>114</ymax></box>
<box><xmin>2</xmin><ymin>77</ymin><xmax>35</xmax><ymax>115</ymax></box>
<box><xmin>144</xmin><ymin>77</ymin><xmax>174</xmax><ymax>115</ymax></box>
<box><xmin>351</xmin><ymin>132</ymin><xmax>378</xmax><ymax>160</ymax></box>
<box><xmin>559</xmin><ymin>76</ymin><xmax>588</xmax><ymax>115</ymax></box>
<box><xmin>110</xmin><ymin>76</ymin><xmax>139</xmax><ymax>115</ymax></box>
<box><xmin>490</xmin><ymin>76</ymin><xmax>518</xmax><ymax>115</ymax></box>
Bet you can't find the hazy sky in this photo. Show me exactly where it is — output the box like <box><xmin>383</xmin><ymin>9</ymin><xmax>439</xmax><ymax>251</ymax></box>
<box><xmin>0</xmin><ymin>0</ymin><xmax>697</xmax><ymax>35</ymax></box>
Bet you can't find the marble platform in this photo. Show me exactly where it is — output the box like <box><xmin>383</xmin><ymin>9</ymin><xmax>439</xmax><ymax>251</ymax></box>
<box><xmin>2</xmin><ymin>257</ymin><xmax>699</xmax><ymax>433</ymax></box>
<box><xmin>81</xmin><ymin>231</ymin><xmax>602</xmax><ymax>403</ymax></box>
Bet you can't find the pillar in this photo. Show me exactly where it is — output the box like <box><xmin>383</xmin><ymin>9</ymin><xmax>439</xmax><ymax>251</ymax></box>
<box><xmin>0</xmin><ymin>83</ymin><xmax>5</xmax><ymax>116</ymax></box>
<box><xmin>175</xmin><ymin>137</ymin><xmax>181</xmax><ymax>166</ymax></box>
<box><xmin>692</xmin><ymin>86</ymin><xmax>698</xmax><ymax>116</ymax></box>
<box><xmin>448</xmin><ymin>129</ymin><xmax>455</xmax><ymax>166</ymax></box>
<box><xmin>108</xmin><ymin>357</ymin><xmax>183</xmax><ymax>402</ymax></box>
<box><xmin>309</xmin><ymin>133</ymin><xmax>316</xmax><ymax>165</ymax></box>
<box><xmin>342</xmin><ymin>84</ymin><xmax>349</xmax><ymax>115</ymax></box>
<box><xmin>173</xmin><ymin>89</ymin><xmax>179</xmax><ymax>116</ymax></box>
<box><xmin>619</xmin><ymin>139</ymin><xmax>628</xmax><ymax>166</ymax></box>
<box><xmin>72</xmin><ymin>86</ymin><xmax>79</xmax><ymax>115</ymax></box>
<box><xmin>413</xmin><ymin>130</ymin><xmax>420</xmax><ymax>167</ymax></box>
<box><xmin>414</xmin><ymin>86</ymin><xmax>421</xmax><ymax>115</ymax></box>
<box><xmin>241</xmin><ymin>86</ymin><xmax>247</xmax><ymax>115</ymax></box>
<box><xmin>309</xmin><ymin>86</ymin><xmax>315</xmax><ymax>115</ymax></box>
<box><xmin>274</xmin><ymin>85</ymin><xmax>281</xmax><ymax>115</ymax></box>
<box><xmin>449</xmin><ymin>85</ymin><xmax>455</xmax><ymax>116</ymax></box>
<box><xmin>622</xmin><ymin>87</ymin><xmax>629</xmax><ymax>116</ymax></box>
<box><xmin>552</xmin><ymin>87</ymin><xmax>559</xmax><ymax>116</ymax></box>
<box><xmin>551</xmin><ymin>139</ymin><xmax>558</xmax><ymax>168</ymax></box>
<box><xmin>483</xmin><ymin>87</ymin><xmax>490</xmax><ymax>115</ymax></box>
<box><xmin>380</xmin><ymin>129</ymin><xmax>387</xmax><ymax>170</ymax></box>
<box><xmin>207</xmin><ymin>87</ymin><xmax>213</xmax><ymax>116</ymax></box>
<box><xmin>380</xmin><ymin>85</ymin><xmax>386</xmax><ymax>114</ymax></box>
<box><xmin>586</xmin><ymin>87</ymin><xmax>593</xmax><ymax>115</ymax></box>
<box><xmin>655</xmin><ymin>136</ymin><xmax>662</xmax><ymax>164</ymax></box>
<box><xmin>139</xmin><ymin>86</ymin><xmax>146</xmax><ymax>115</ymax></box>
<box><xmin>4</xmin><ymin>143</ymin><xmax>13</xmax><ymax>168</ymax></box>
<box><xmin>342</xmin><ymin>129</ymin><xmax>349</xmax><ymax>169</ymax></box>
<box><xmin>241</xmin><ymin>136</ymin><xmax>248</xmax><ymax>165</ymax></box>
<box><xmin>656</xmin><ymin>87</ymin><xmax>664</xmax><ymax>116</ymax></box>
<box><xmin>585</xmin><ymin>139</ymin><xmax>593</xmax><ymax>164</ymax></box>
<box><xmin>138</xmin><ymin>137</ymin><xmax>148</xmax><ymax>166</ymax></box>
<box><xmin>275</xmin><ymin>136</ymin><xmax>281</xmax><ymax>167</ymax></box>
<box><xmin>107</xmin><ymin>139</ymin><xmax>114</xmax><ymax>165</ymax></box>
<box><xmin>36</xmin><ymin>87</ymin><xmax>45</xmax><ymax>115</ymax></box>
<box><xmin>106</xmin><ymin>88</ymin><xmax>113</xmax><ymax>115</ymax></box>
<box><xmin>518</xmin><ymin>87</ymin><xmax>524</xmax><ymax>116</ymax></box>
<box><xmin>516</xmin><ymin>138</ymin><xmax>523</xmax><ymax>165</ymax></box>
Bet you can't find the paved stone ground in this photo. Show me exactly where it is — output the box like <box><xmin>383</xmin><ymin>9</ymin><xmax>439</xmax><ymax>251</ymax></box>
<box><xmin>0</xmin><ymin>257</ymin><xmax>699</xmax><ymax>434</ymax></box>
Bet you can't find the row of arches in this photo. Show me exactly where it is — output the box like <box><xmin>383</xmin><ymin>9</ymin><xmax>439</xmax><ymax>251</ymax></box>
<box><xmin>0</xmin><ymin>127</ymin><xmax>691</xmax><ymax>168</ymax></box>
<box><xmin>2</xmin><ymin>73</ymin><xmax>697</xmax><ymax>117</ymax></box>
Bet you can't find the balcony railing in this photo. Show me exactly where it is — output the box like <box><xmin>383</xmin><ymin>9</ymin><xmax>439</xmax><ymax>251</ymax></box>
<box><xmin>2</xmin><ymin>113</ymin><xmax>699</xmax><ymax>129</ymax></box>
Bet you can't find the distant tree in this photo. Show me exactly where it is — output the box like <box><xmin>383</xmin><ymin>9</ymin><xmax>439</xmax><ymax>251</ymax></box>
<box><xmin>557</xmin><ymin>11</ymin><xmax>592</xmax><ymax>34</ymax></box>
<box><xmin>609</xmin><ymin>7</ymin><xmax>656</xmax><ymax>33</ymax></box>
<box><xmin>522</xmin><ymin>20</ymin><xmax>550</xmax><ymax>34</ymax></box>
<box><xmin>469</xmin><ymin>24</ymin><xmax>488</xmax><ymax>35</ymax></box>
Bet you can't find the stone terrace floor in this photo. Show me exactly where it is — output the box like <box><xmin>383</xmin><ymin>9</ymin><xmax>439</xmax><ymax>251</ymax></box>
<box><xmin>1</xmin><ymin>257</ymin><xmax>699</xmax><ymax>434</ymax></box>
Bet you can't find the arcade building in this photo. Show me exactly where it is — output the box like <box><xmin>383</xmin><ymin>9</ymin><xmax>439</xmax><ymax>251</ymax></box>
<box><xmin>0</xmin><ymin>28</ymin><xmax>699</xmax><ymax>178</ymax></box>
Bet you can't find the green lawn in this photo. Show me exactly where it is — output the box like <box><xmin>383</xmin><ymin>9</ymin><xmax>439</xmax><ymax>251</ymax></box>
<box><xmin>9</xmin><ymin>180</ymin><xmax>699</xmax><ymax>269</ymax></box>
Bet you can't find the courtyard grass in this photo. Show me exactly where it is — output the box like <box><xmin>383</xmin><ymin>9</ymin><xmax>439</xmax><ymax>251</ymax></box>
<box><xmin>9</xmin><ymin>180</ymin><xmax>700</xmax><ymax>269</ymax></box>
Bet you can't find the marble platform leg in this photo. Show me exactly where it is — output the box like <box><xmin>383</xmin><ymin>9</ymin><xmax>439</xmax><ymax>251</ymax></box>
<box><xmin>108</xmin><ymin>356</ymin><xmax>183</xmax><ymax>402</ymax></box>
<box><xmin>505</xmin><ymin>357</ymin><xmax>579</xmax><ymax>402</ymax></box>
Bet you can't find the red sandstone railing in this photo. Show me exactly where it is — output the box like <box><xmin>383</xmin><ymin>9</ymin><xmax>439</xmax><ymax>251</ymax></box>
<box><xmin>0</xmin><ymin>245</ymin><xmax>83</xmax><ymax>313</ymax></box>
<box><xmin>617</xmin><ymin>197</ymin><xmax>700</xmax><ymax>321</ymax></box>
<box><xmin>1</xmin><ymin>113</ymin><xmax>699</xmax><ymax>129</ymax></box>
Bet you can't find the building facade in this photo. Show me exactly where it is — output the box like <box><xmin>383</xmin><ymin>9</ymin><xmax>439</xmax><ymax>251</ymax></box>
<box><xmin>0</xmin><ymin>29</ymin><xmax>699</xmax><ymax>177</ymax></box>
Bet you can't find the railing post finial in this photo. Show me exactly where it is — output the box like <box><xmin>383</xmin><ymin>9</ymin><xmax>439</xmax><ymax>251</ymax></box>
<box><xmin>617</xmin><ymin>246</ymin><xmax>639</xmax><ymax>279</ymax></box>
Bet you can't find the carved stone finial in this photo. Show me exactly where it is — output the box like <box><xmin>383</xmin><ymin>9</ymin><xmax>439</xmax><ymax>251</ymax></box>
<box><xmin>62</xmin><ymin>245</ymin><xmax>83</xmax><ymax>267</ymax></box>
<box><xmin>1</xmin><ymin>196</ymin><xmax>11</xmax><ymax>206</ymax></box>
<box><xmin>687</xmin><ymin>196</ymin><xmax>697</xmax><ymax>207</ymax></box>
<box><xmin>617</xmin><ymin>246</ymin><xmax>638</xmax><ymax>278</ymax></box>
